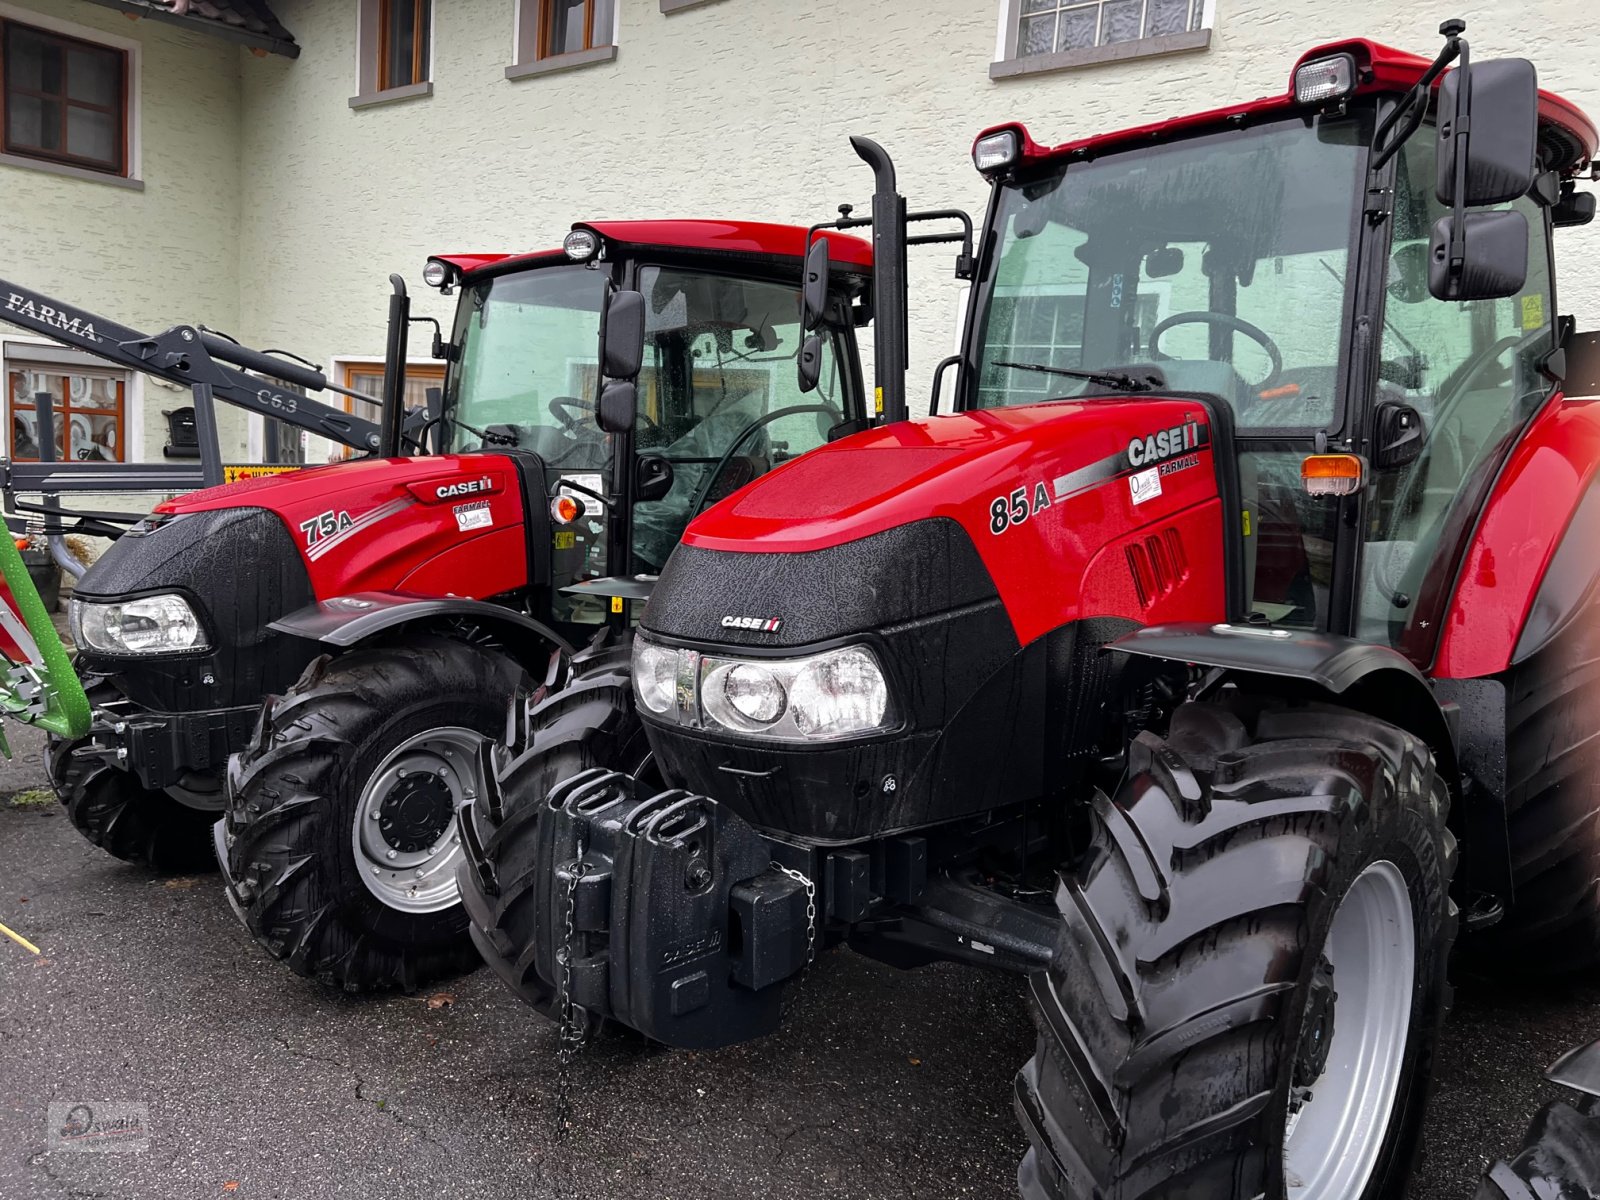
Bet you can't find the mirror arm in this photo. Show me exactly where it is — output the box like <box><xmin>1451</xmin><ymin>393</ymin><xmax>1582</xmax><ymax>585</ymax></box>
<box><xmin>1371</xmin><ymin>23</ymin><xmax>1464</xmax><ymax>172</ymax></box>
<box><xmin>1444</xmin><ymin>33</ymin><xmax>1473</xmax><ymax>298</ymax></box>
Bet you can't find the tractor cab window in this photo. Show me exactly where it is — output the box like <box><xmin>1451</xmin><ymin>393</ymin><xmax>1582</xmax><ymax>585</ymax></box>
<box><xmin>442</xmin><ymin>264</ymin><xmax>610</xmax><ymax>468</ymax></box>
<box><xmin>974</xmin><ymin>115</ymin><xmax>1367</xmax><ymax>433</ymax></box>
<box><xmin>1355</xmin><ymin>128</ymin><xmax>1555</xmax><ymax>652</ymax></box>
<box><xmin>629</xmin><ymin>265</ymin><xmax>844</xmax><ymax>571</ymax></box>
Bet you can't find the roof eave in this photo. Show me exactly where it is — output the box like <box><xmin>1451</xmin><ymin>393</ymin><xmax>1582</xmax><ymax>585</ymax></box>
<box><xmin>80</xmin><ymin>0</ymin><xmax>300</xmax><ymax>58</ymax></box>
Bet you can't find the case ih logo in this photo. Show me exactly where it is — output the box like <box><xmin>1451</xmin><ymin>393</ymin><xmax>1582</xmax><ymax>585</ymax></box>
<box><xmin>6</xmin><ymin>293</ymin><xmax>99</xmax><ymax>342</ymax></box>
<box><xmin>1126</xmin><ymin>420</ymin><xmax>1204</xmax><ymax>469</ymax></box>
<box><xmin>435</xmin><ymin>476</ymin><xmax>492</xmax><ymax>500</ymax></box>
<box><xmin>721</xmin><ymin>615</ymin><xmax>783</xmax><ymax>633</ymax></box>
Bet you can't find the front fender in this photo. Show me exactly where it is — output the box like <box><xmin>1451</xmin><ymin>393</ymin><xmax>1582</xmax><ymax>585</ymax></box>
<box><xmin>270</xmin><ymin>592</ymin><xmax>575</xmax><ymax>670</ymax></box>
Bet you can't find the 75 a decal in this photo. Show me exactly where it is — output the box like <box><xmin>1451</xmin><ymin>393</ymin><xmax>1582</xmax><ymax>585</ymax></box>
<box><xmin>989</xmin><ymin>481</ymin><xmax>1051</xmax><ymax>535</ymax></box>
<box><xmin>300</xmin><ymin>509</ymin><xmax>353</xmax><ymax>548</ymax></box>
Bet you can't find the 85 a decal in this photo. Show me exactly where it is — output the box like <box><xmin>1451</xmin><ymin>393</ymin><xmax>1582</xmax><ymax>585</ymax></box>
<box><xmin>989</xmin><ymin>481</ymin><xmax>1052</xmax><ymax>535</ymax></box>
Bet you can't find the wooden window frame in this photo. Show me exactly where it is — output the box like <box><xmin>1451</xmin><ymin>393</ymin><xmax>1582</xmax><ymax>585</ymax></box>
<box><xmin>377</xmin><ymin>0</ymin><xmax>430</xmax><ymax>92</ymax></box>
<box><xmin>538</xmin><ymin>0</ymin><xmax>603</xmax><ymax>60</ymax></box>
<box><xmin>0</xmin><ymin>17</ymin><xmax>128</xmax><ymax>176</ymax></box>
<box><xmin>323</xmin><ymin>360</ymin><xmax>444</xmax><ymax>459</ymax></box>
<box><xmin>6</xmin><ymin>364</ymin><xmax>127</xmax><ymax>463</ymax></box>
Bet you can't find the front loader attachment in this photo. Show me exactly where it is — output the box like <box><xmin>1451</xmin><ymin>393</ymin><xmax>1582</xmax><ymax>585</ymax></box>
<box><xmin>0</xmin><ymin>530</ymin><xmax>88</xmax><ymax>754</ymax></box>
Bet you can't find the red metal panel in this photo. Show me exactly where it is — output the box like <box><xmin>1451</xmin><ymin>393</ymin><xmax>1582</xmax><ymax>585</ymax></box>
<box><xmin>1434</xmin><ymin>396</ymin><xmax>1600</xmax><ymax>679</ymax></box>
<box><xmin>434</xmin><ymin>221</ymin><xmax>874</xmax><ymax>282</ymax></box>
<box><xmin>683</xmin><ymin>400</ymin><xmax>1228</xmax><ymax>648</ymax></box>
<box><xmin>154</xmin><ymin>454</ymin><xmax>530</xmax><ymax>602</ymax></box>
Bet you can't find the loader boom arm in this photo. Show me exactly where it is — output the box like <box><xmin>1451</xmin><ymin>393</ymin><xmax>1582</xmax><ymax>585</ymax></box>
<box><xmin>0</xmin><ymin>278</ymin><xmax>380</xmax><ymax>452</ymax></box>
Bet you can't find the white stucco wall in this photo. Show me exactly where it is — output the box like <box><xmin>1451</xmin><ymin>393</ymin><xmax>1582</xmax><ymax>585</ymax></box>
<box><xmin>234</xmin><ymin>0</ymin><xmax>1600</xmax><ymax>411</ymax></box>
<box><xmin>0</xmin><ymin>0</ymin><xmax>249</xmax><ymax>507</ymax></box>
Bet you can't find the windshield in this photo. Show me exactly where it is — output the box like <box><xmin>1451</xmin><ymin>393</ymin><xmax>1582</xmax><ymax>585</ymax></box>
<box><xmin>441</xmin><ymin>264</ymin><xmax>609</xmax><ymax>466</ymax></box>
<box><xmin>974</xmin><ymin>114</ymin><xmax>1367</xmax><ymax>431</ymax></box>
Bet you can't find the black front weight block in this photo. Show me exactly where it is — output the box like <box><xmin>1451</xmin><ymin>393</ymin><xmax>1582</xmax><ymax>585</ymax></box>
<box><xmin>527</xmin><ymin>769</ymin><xmax>809</xmax><ymax>1049</ymax></box>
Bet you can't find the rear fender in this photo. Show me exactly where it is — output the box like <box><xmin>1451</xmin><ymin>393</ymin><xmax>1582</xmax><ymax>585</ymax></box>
<box><xmin>270</xmin><ymin>592</ymin><xmax>574</xmax><ymax>676</ymax></box>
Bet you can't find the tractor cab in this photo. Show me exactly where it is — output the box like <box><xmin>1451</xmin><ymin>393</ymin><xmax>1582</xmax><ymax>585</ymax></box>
<box><xmin>964</xmin><ymin>29</ymin><xmax>1596</xmax><ymax>663</ymax></box>
<box><xmin>427</xmin><ymin>221</ymin><xmax>871</xmax><ymax>630</ymax></box>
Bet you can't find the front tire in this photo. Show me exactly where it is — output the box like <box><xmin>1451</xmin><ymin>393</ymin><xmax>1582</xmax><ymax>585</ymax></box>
<box><xmin>1015</xmin><ymin>699</ymin><xmax>1457</xmax><ymax>1200</ymax></box>
<box><xmin>222</xmin><ymin>636</ymin><xmax>527</xmax><ymax>993</ymax></box>
<box><xmin>46</xmin><ymin>677</ymin><xmax>220</xmax><ymax>873</ymax></box>
<box><xmin>457</xmin><ymin>634</ymin><xmax>649</xmax><ymax>1013</ymax></box>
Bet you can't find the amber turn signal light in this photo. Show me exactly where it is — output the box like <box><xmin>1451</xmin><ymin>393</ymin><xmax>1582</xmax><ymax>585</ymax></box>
<box><xmin>550</xmin><ymin>495</ymin><xmax>582</xmax><ymax>525</ymax></box>
<box><xmin>1301</xmin><ymin>454</ymin><xmax>1365</xmax><ymax>497</ymax></box>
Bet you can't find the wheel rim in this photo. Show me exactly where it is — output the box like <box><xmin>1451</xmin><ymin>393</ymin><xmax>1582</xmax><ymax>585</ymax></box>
<box><xmin>352</xmin><ymin>726</ymin><xmax>484</xmax><ymax>914</ymax></box>
<box><xmin>1283</xmin><ymin>859</ymin><xmax>1415</xmax><ymax>1198</ymax></box>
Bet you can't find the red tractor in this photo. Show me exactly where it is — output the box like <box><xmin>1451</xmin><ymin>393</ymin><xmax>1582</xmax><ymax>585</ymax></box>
<box><xmin>17</xmin><ymin>222</ymin><xmax>879</xmax><ymax>991</ymax></box>
<box><xmin>460</xmin><ymin>23</ymin><xmax>1600</xmax><ymax>1198</ymax></box>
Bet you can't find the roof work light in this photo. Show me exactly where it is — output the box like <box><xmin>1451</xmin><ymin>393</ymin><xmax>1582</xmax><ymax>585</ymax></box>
<box><xmin>1294</xmin><ymin>53</ymin><xmax>1357</xmax><ymax>104</ymax></box>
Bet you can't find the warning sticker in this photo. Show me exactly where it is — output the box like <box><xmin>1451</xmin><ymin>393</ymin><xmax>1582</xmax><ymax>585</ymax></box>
<box><xmin>1521</xmin><ymin>294</ymin><xmax>1546</xmax><ymax>331</ymax></box>
<box><xmin>454</xmin><ymin>500</ymin><xmax>492</xmax><ymax>532</ymax></box>
<box><xmin>1129</xmin><ymin>467</ymin><xmax>1162</xmax><ymax>506</ymax></box>
<box><xmin>223</xmin><ymin>464</ymin><xmax>300</xmax><ymax>484</ymax></box>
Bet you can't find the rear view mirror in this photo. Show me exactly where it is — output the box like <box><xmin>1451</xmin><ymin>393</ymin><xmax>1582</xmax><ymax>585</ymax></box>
<box><xmin>1145</xmin><ymin>247</ymin><xmax>1184</xmax><ymax>278</ymax></box>
<box><xmin>800</xmin><ymin>238</ymin><xmax>830</xmax><ymax>332</ymax></box>
<box><xmin>1437</xmin><ymin>59</ymin><xmax>1539</xmax><ymax>207</ymax></box>
<box><xmin>597</xmin><ymin>380</ymin><xmax>637</xmax><ymax>434</ymax></box>
<box><xmin>797</xmin><ymin>333</ymin><xmax>823</xmax><ymax>394</ymax></box>
<box><xmin>1429</xmin><ymin>210</ymin><xmax>1529</xmax><ymax>301</ymax></box>
<box><xmin>600</xmin><ymin>290</ymin><xmax>646</xmax><ymax>380</ymax></box>
<box><xmin>634</xmin><ymin>454</ymin><xmax>673</xmax><ymax>502</ymax></box>
<box><xmin>1555</xmin><ymin>187</ymin><xmax>1597</xmax><ymax>228</ymax></box>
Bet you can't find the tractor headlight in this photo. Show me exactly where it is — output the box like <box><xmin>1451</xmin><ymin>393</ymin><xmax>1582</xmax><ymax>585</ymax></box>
<box><xmin>634</xmin><ymin>638</ymin><xmax>680</xmax><ymax>716</ymax></box>
<box><xmin>631</xmin><ymin>635</ymin><xmax>893</xmax><ymax>743</ymax></box>
<box><xmin>71</xmin><ymin>593</ymin><xmax>209</xmax><ymax>655</ymax></box>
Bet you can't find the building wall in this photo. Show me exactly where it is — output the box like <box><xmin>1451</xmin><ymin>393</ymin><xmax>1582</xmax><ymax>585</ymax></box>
<box><xmin>236</xmin><ymin>0</ymin><xmax>1600</xmax><ymax>412</ymax></box>
<box><xmin>0</xmin><ymin>0</ymin><xmax>249</xmax><ymax>472</ymax></box>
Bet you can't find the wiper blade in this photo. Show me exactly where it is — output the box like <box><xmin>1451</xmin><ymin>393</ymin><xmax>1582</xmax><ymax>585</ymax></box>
<box><xmin>992</xmin><ymin>360</ymin><xmax>1159</xmax><ymax>394</ymax></box>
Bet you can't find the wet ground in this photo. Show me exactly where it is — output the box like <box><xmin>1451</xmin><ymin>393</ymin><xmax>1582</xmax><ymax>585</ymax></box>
<box><xmin>1</xmin><ymin>719</ymin><xmax>1596</xmax><ymax>1200</ymax></box>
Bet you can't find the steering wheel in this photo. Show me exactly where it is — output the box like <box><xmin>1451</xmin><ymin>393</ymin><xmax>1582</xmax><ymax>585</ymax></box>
<box><xmin>687</xmin><ymin>403</ymin><xmax>842</xmax><ymax>517</ymax></box>
<box><xmin>548</xmin><ymin>395</ymin><xmax>595</xmax><ymax>433</ymax></box>
<box><xmin>1149</xmin><ymin>312</ymin><xmax>1285</xmax><ymax>391</ymax></box>
<box><xmin>548</xmin><ymin>394</ymin><xmax>662</xmax><ymax>441</ymax></box>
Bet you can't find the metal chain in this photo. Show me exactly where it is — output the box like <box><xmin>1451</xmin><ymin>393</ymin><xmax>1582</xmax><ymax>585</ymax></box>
<box><xmin>552</xmin><ymin>855</ymin><xmax>590</xmax><ymax>1138</ymax></box>
<box><xmin>772</xmin><ymin>862</ymin><xmax>817</xmax><ymax>1018</ymax></box>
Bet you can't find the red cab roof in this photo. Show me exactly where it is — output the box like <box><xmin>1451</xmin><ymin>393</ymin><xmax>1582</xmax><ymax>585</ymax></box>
<box><xmin>433</xmin><ymin>219</ymin><xmax>873</xmax><ymax>281</ymax></box>
<box><xmin>976</xmin><ymin>37</ymin><xmax>1598</xmax><ymax>176</ymax></box>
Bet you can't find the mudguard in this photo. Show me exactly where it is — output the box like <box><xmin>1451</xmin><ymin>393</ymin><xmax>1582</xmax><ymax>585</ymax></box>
<box><xmin>0</xmin><ymin>532</ymin><xmax>89</xmax><ymax>751</ymax></box>
<box><xmin>269</xmin><ymin>592</ymin><xmax>574</xmax><ymax>663</ymax></box>
<box><xmin>1550</xmin><ymin>1040</ymin><xmax>1600</xmax><ymax>1100</ymax></box>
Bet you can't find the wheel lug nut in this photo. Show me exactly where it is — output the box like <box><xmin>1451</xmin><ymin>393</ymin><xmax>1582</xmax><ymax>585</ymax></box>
<box><xmin>414</xmin><ymin>869</ymin><xmax>424</xmax><ymax>879</ymax></box>
<box><xmin>386</xmin><ymin>849</ymin><xmax>397</xmax><ymax>860</ymax></box>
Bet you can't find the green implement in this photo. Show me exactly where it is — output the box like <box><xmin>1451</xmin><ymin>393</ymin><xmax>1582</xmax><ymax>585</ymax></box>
<box><xmin>0</xmin><ymin>534</ymin><xmax>88</xmax><ymax>755</ymax></box>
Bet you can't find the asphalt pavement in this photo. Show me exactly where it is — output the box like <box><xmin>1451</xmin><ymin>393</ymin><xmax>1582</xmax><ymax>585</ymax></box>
<box><xmin>1</xmin><ymin>718</ymin><xmax>1597</xmax><ymax>1200</ymax></box>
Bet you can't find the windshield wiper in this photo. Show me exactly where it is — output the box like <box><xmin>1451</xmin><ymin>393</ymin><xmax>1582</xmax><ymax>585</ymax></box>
<box><xmin>992</xmin><ymin>360</ymin><xmax>1161</xmax><ymax>394</ymax></box>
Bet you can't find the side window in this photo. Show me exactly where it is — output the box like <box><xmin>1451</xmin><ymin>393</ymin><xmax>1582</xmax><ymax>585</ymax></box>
<box><xmin>1355</xmin><ymin>128</ymin><xmax>1555</xmax><ymax>646</ymax></box>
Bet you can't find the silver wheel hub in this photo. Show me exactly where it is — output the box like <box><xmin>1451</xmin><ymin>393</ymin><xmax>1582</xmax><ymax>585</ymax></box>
<box><xmin>352</xmin><ymin>726</ymin><xmax>483</xmax><ymax>913</ymax></box>
<box><xmin>1283</xmin><ymin>859</ymin><xmax>1415</xmax><ymax>1198</ymax></box>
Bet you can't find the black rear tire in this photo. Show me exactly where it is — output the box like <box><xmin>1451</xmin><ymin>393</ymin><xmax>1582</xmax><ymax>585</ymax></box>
<box><xmin>457</xmin><ymin>634</ymin><xmax>649</xmax><ymax>1012</ymax></box>
<box><xmin>45</xmin><ymin>678</ymin><xmax>218</xmax><ymax>873</ymax></box>
<box><xmin>222</xmin><ymin>636</ymin><xmax>527</xmax><ymax>993</ymax></box>
<box><xmin>1477</xmin><ymin>1097</ymin><xmax>1600</xmax><ymax>1199</ymax></box>
<box><xmin>1015</xmin><ymin>698</ymin><xmax>1457</xmax><ymax>1200</ymax></box>
<box><xmin>1469</xmin><ymin>607</ymin><xmax>1600</xmax><ymax>975</ymax></box>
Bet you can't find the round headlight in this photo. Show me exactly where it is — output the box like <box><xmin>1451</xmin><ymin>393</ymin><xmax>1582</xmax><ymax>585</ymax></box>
<box><xmin>721</xmin><ymin>663</ymin><xmax>786</xmax><ymax>724</ymax></box>
<box><xmin>633</xmin><ymin>639</ymin><xmax>678</xmax><ymax>715</ymax></box>
<box><xmin>703</xmin><ymin>661</ymin><xmax>786</xmax><ymax>730</ymax></box>
<box><xmin>422</xmin><ymin>259</ymin><xmax>450</xmax><ymax>288</ymax></box>
<box><xmin>563</xmin><ymin>229</ymin><xmax>600</xmax><ymax>262</ymax></box>
<box><xmin>789</xmin><ymin>647</ymin><xmax>888</xmax><ymax>739</ymax></box>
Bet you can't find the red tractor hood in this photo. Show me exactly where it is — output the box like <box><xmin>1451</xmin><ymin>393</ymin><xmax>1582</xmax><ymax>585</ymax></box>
<box><xmin>682</xmin><ymin>399</ymin><xmax>1231</xmax><ymax>646</ymax></box>
<box><xmin>153</xmin><ymin>454</ymin><xmax>530</xmax><ymax>602</ymax></box>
